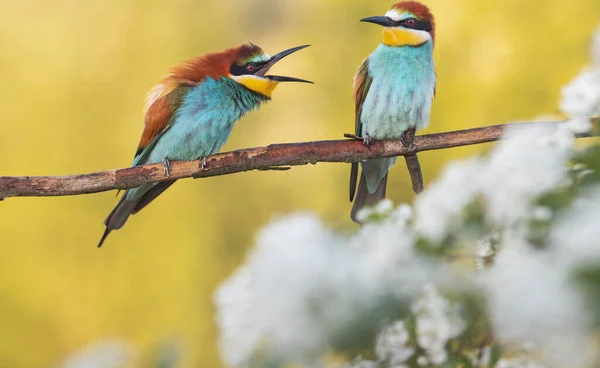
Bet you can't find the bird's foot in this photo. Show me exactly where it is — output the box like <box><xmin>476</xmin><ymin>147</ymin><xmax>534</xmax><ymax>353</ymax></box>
<box><xmin>362</xmin><ymin>133</ymin><xmax>372</xmax><ymax>147</ymax></box>
<box><xmin>400</xmin><ymin>128</ymin><xmax>416</xmax><ymax>147</ymax></box>
<box><xmin>344</xmin><ymin>133</ymin><xmax>372</xmax><ymax>147</ymax></box>
<box><xmin>198</xmin><ymin>157</ymin><xmax>208</xmax><ymax>171</ymax></box>
<box><xmin>161</xmin><ymin>158</ymin><xmax>171</xmax><ymax>178</ymax></box>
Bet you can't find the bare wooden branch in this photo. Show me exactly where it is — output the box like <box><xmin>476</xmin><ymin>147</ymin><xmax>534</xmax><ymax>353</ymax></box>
<box><xmin>0</xmin><ymin>120</ymin><xmax>597</xmax><ymax>200</ymax></box>
<box><xmin>404</xmin><ymin>154</ymin><xmax>424</xmax><ymax>194</ymax></box>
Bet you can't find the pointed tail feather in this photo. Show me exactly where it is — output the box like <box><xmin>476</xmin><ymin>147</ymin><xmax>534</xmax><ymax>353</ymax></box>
<box><xmin>132</xmin><ymin>180</ymin><xmax>176</xmax><ymax>214</ymax></box>
<box><xmin>350</xmin><ymin>174</ymin><xmax>388</xmax><ymax>224</ymax></box>
<box><xmin>97</xmin><ymin>181</ymin><xmax>177</xmax><ymax>248</ymax></box>
<box><xmin>97</xmin><ymin>195</ymin><xmax>138</xmax><ymax>248</ymax></box>
<box><xmin>349</xmin><ymin>162</ymin><xmax>360</xmax><ymax>202</ymax></box>
<box><xmin>97</xmin><ymin>228</ymin><xmax>112</xmax><ymax>249</ymax></box>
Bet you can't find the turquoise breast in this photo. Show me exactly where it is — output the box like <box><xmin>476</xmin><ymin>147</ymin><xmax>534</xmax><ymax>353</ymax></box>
<box><xmin>360</xmin><ymin>42</ymin><xmax>436</xmax><ymax>140</ymax></box>
<box><xmin>143</xmin><ymin>77</ymin><xmax>268</xmax><ymax>165</ymax></box>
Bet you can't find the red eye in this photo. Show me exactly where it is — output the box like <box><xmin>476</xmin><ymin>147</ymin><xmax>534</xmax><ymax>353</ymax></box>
<box><xmin>405</xmin><ymin>18</ymin><xmax>416</xmax><ymax>26</ymax></box>
<box><xmin>246</xmin><ymin>64</ymin><xmax>256</xmax><ymax>72</ymax></box>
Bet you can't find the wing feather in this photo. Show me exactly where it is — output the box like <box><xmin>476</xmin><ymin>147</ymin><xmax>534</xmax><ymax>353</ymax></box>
<box><xmin>349</xmin><ymin>59</ymin><xmax>373</xmax><ymax>202</ymax></box>
<box><xmin>133</xmin><ymin>81</ymin><xmax>194</xmax><ymax>165</ymax></box>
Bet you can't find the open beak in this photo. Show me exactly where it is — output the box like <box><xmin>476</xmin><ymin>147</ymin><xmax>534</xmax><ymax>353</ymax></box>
<box><xmin>360</xmin><ymin>16</ymin><xmax>395</xmax><ymax>27</ymax></box>
<box><xmin>257</xmin><ymin>45</ymin><xmax>313</xmax><ymax>84</ymax></box>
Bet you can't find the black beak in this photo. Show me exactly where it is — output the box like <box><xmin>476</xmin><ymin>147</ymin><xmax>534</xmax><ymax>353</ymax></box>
<box><xmin>266</xmin><ymin>75</ymin><xmax>313</xmax><ymax>83</ymax></box>
<box><xmin>257</xmin><ymin>45</ymin><xmax>313</xmax><ymax>84</ymax></box>
<box><xmin>360</xmin><ymin>16</ymin><xmax>395</xmax><ymax>27</ymax></box>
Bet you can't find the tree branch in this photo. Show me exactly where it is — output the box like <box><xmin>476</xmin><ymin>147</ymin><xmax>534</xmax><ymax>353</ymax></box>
<box><xmin>0</xmin><ymin>120</ymin><xmax>597</xmax><ymax>199</ymax></box>
<box><xmin>404</xmin><ymin>154</ymin><xmax>424</xmax><ymax>194</ymax></box>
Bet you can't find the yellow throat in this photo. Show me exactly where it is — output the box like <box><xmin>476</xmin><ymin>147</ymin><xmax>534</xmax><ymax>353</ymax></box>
<box><xmin>233</xmin><ymin>75</ymin><xmax>279</xmax><ymax>98</ymax></box>
<box><xmin>383</xmin><ymin>27</ymin><xmax>429</xmax><ymax>47</ymax></box>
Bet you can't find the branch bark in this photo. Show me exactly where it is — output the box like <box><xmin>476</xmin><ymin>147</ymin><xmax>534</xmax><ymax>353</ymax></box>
<box><xmin>0</xmin><ymin>120</ymin><xmax>596</xmax><ymax>199</ymax></box>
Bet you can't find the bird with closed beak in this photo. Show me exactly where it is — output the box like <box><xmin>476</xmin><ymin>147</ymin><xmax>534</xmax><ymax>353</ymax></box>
<box><xmin>349</xmin><ymin>1</ymin><xmax>437</xmax><ymax>223</ymax></box>
<box><xmin>98</xmin><ymin>43</ymin><xmax>312</xmax><ymax>247</ymax></box>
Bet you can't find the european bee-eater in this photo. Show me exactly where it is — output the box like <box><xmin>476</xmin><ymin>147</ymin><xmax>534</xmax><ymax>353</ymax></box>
<box><xmin>98</xmin><ymin>43</ymin><xmax>312</xmax><ymax>247</ymax></box>
<box><xmin>349</xmin><ymin>1</ymin><xmax>436</xmax><ymax>222</ymax></box>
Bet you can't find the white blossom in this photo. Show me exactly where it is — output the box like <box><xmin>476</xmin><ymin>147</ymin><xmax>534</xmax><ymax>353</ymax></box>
<box><xmin>531</xmin><ymin>206</ymin><xmax>553</xmax><ymax>222</ymax></box>
<box><xmin>480</xmin><ymin>124</ymin><xmax>571</xmax><ymax>226</ymax></box>
<box><xmin>416</xmin><ymin>124</ymin><xmax>571</xmax><ymax>240</ymax></box>
<box><xmin>497</xmin><ymin>357</ymin><xmax>547</xmax><ymax>368</ymax></box>
<box><xmin>214</xmin><ymin>212</ymin><xmax>444</xmax><ymax>367</ymax></box>
<box><xmin>355</xmin><ymin>198</ymin><xmax>396</xmax><ymax>223</ymax></box>
<box><xmin>560</xmin><ymin>68</ymin><xmax>600</xmax><ymax>132</ymax></box>
<box><xmin>551</xmin><ymin>188</ymin><xmax>600</xmax><ymax>267</ymax></box>
<box><xmin>475</xmin><ymin>233</ymin><xmax>499</xmax><ymax>270</ymax></box>
<box><xmin>414</xmin><ymin>158</ymin><xmax>483</xmax><ymax>241</ymax></box>
<box><xmin>375</xmin><ymin>321</ymin><xmax>414</xmax><ymax>366</ymax></box>
<box><xmin>60</xmin><ymin>341</ymin><xmax>135</xmax><ymax>368</ymax></box>
<box><xmin>411</xmin><ymin>284</ymin><xmax>464</xmax><ymax>364</ymax></box>
<box><xmin>560</xmin><ymin>26</ymin><xmax>600</xmax><ymax>133</ymax></box>
<box><xmin>416</xmin><ymin>356</ymin><xmax>428</xmax><ymax>366</ymax></box>
<box><xmin>353</xmin><ymin>285</ymin><xmax>465</xmax><ymax>367</ymax></box>
<box><xmin>483</xmin><ymin>238</ymin><xmax>591</xmax><ymax>367</ymax></box>
<box><xmin>346</xmin><ymin>359</ymin><xmax>380</xmax><ymax>368</ymax></box>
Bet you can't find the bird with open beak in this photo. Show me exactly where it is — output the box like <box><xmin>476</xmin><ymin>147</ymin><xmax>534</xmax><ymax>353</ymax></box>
<box><xmin>98</xmin><ymin>44</ymin><xmax>312</xmax><ymax>247</ymax></box>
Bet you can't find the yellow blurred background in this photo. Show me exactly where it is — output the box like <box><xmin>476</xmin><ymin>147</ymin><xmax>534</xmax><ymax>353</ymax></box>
<box><xmin>0</xmin><ymin>0</ymin><xmax>598</xmax><ymax>366</ymax></box>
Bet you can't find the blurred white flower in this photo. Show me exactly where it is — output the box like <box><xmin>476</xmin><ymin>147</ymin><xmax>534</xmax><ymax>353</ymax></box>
<box><xmin>417</xmin><ymin>356</ymin><xmax>429</xmax><ymax>366</ymax></box>
<box><xmin>355</xmin><ymin>198</ymin><xmax>396</xmax><ymax>223</ymax></box>
<box><xmin>531</xmin><ymin>206</ymin><xmax>553</xmax><ymax>222</ymax></box>
<box><xmin>375</xmin><ymin>198</ymin><xmax>394</xmax><ymax>214</ymax></box>
<box><xmin>484</xmin><ymin>238</ymin><xmax>591</xmax><ymax>367</ymax></box>
<box><xmin>375</xmin><ymin>321</ymin><xmax>414</xmax><ymax>366</ymax></box>
<box><xmin>480</xmin><ymin>124</ymin><xmax>571</xmax><ymax>227</ymax></box>
<box><xmin>414</xmin><ymin>158</ymin><xmax>483</xmax><ymax>241</ymax></box>
<box><xmin>560</xmin><ymin>26</ymin><xmax>600</xmax><ymax>133</ymax></box>
<box><xmin>346</xmin><ymin>358</ymin><xmax>380</xmax><ymax>368</ymax></box>
<box><xmin>215</xmin><ymin>212</ymin><xmax>444</xmax><ymax>367</ymax></box>
<box><xmin>521</xmin><ymin>341</ymin><xmax>538</xmax><ymax>353</ymax></box>
<box><xmin>412</xmin><ymin>284</ymin><xmax>464</xmax><ymax>364</ymax></box>
<box><xmin>475</xmin><ymin>233</ymin><xmax>499</xmax><ymax>270</ymax></box>
<box><xmin>474</xmin><ymin>347</ymin><xmax>547</xmax><ymax>368</ymax></box>
<box><xmin>416</xmin><ymin>124</ymin><xmax>570</xmax><ymax>240</ymax></box>
<box><xmin>59</xmin><ymin>341</ymin><xmax>135</xmax><ymax>368</ymax></box>
<box><xmin>560</xmin><ymin>69</ymin><xmax>600</xmax><ymax>132</ymax></box>
<box><xmin>350</xmin><ymin>285</ymin><xmax>465</xmax><ymax>367</ymax></box>
<box><xmin>354</xmin><ymin>207</ymin><xmax>372</xmax><ymax>223</ymax></box>
<box><xmin>497</xmin><ymin>358</ymin><xmax>547</xmax><ymax>368</ymax></box>
<box><xmin>551</xmin><ymin>188</ymin><xmax>600</xmax><ymax>267</ymax></box>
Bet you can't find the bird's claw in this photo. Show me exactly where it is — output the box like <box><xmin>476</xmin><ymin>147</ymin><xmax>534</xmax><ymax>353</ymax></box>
<box><xmin>161</xmin><ymin>158</ymin><xmax>171</xmax><ymax>178</ymax></box>
<box><xmin>344</xmin><ymin>133</ymin><xmax>372</xmax><ymax>147</ymax></box>
<box><xmin>362</xmin><ymin>133</ymin><xmax>372</xmax><ymax>147</ymax></box>
<box><xmin>400</xmin><ymin>128</ymin><xmax>416</xmax><ymax>147</ymax></box>
<box><xmin>198</xmin><ymin>157</ymin><xmax>207</xmax><ymax>171</ymax></box>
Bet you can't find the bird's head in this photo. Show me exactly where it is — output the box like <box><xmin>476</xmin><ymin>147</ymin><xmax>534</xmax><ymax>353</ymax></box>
<box><xmin>361</xmin><ymin>1</ymin><xmax>435</xmax><ymax>47</ymax></box>
<box><xmin>228</xmin><ymin>44</ymin><xmax>312</xmax><ymax>98</ymax></box>
<box><xmin>163</xmin><ymin>44</ymin><xmax>312</xmax><ymax>101</ymax></box>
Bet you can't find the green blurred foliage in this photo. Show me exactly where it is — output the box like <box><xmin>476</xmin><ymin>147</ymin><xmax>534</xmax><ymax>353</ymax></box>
<box><xmin>0</xmin><ymin>0</ymin><xmax>597</xmax><ymax>366</ymax></box>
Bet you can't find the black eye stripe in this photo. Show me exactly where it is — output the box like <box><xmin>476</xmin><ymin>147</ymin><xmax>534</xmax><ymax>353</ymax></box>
<box><xmin>230</xmin><ymin>62</ymin><xmax>264</xmax><ymax>76</ymax></box>
<box><xmin>399</xmin><ymin>18</ymin><xmax>432</xmax><ymax>32</ymax></box>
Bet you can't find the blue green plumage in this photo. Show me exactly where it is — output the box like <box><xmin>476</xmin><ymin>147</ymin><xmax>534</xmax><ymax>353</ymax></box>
<box><xmin>97</xmin><ymin>42</ymin><xmax>311</xmax><ymax>247</ymax></box>
<box><xmin>140</xmin><ymin>78</ymin><xmax>268</xmax><ymax>167</ymax></box>
<box><xmin>100</xmin><ymin>78</ymin><xmax>269</xmax><ymax>247</ymax></box>
<box><xmin>350</xmin><ymin>41</ymin><xmax>436</xmax><ymax>221</ymax></box>
<box><xmin>127</xmin><ymin>78</ymin><xmax>267</xmax><ymax>202</ymax></box>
